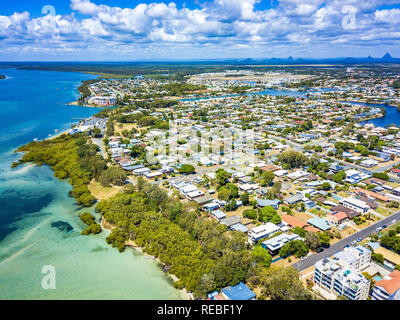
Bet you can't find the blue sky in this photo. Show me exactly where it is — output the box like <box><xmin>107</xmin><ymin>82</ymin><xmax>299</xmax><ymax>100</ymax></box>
<box><xmin>1</xmin><ymin>0</ymin><xmax>400</xmax><ymax>61</ymax></box>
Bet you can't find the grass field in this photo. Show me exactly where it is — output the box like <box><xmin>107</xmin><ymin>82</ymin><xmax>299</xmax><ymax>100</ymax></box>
<box><xmin>375</xmin><ymin>207</ymin><xmax>393</xmax><ymax>217</ymax></box>
<box><xmin>88</xmin><ymin>180</ymin><xmax>122</xmax><ymax>200</ymax></box>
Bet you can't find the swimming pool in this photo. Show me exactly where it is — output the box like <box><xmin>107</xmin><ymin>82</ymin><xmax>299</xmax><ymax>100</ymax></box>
<box><xmin>373</xmin><ymin>276</ymin><xmax>383</xmax><ymax>282</ymax></box>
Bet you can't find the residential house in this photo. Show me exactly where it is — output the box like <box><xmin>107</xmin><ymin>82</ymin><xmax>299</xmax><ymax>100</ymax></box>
<box><xmin>307</xmin><ymin>217</ymin><xmax>331</xmax><ymax>231</ymax></box>
<box><xmin>284</xmin><ymin>193</ymin><xmax>304</xmax><ymax>205</ymax></box>
<box><xmin>340</xmin><ymin>197</ymin><xmax>370</xmax><ymax>214</ymax></box>
<box><xmin>326</xmin><ymin>211</ymin><xmax>348</xmax><ymax>226</ymax></box>
<box><xmin>256</xmin><ymin>198</ymin><xmax>281</xmax><ymax>210</ymax></box>
<box><xmin>220</xmin><ymin>216</ymin><xmax>242</xmax><ymax>228</ymax></box>
<box><xmin>221</xmin><ymin>282</ymin><xmax>256</xmax><ymax>300</ymax></box>
<box><xmin>371</xmin><ymin>270</ymin><xmax>400</xmax><ymax>300</ymax></box>
<box><xmin>248</xmin><ymin>223</ymin><xmax>281</xmax><ymax>243</ymax></box>
<box><xmin>261</xmin><ymin>233</ymin><xmax>303</xmax><ymax>256</ymax></box>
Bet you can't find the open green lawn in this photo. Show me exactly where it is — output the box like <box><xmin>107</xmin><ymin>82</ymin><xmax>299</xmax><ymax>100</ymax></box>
<box><xmin>375</xmin><ymin>207</ymin><xmax>393</xmax><ymax>217</ymax></box>
<box><xmin>309</xmin><ymin>208</ymin><xmax>326</xmax><ymax>217</ymax></box>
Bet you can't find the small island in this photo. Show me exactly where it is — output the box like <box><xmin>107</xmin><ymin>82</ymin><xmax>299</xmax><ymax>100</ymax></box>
<box><xmin>0</xmin><ymin>75</ymin><xmax>5</xmax><ymax>80</ymax></box>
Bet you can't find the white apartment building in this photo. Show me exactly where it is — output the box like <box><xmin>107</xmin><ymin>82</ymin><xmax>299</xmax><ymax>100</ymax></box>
<box><xmin>87</xmin><ymin>96</ymin><xmax>117</xmax><ymax>106</ymax></box>
<box><xmin>339</xmin><ymin>197</ymin><xmax>370</xmax><ymax>214</ymax></box>
<box><xmin>333</xmin><ymin>245</ymin><xmax>371</xmax><ymax>271</ymax></box>
<box><xmin>314</xmin><ymin>257</ymin><xmax>370</xmax><ymax>300</ymax></box>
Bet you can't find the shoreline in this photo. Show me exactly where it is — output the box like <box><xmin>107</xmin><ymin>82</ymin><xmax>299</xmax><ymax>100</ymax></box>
<box><xmin>31</xmin><ymin>128</ymin><xmax>193</xmax><ymax>300</ymax></box>
<box><xmin>100</xmin><ymin>218</ymin><xmax>193</xmax><ymax>300</ymax></box>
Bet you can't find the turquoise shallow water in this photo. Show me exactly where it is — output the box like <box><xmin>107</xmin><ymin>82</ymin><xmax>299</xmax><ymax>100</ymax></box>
<box><xmin>0</xmin><ymin>69</ymin><xmax>185</xmax><ymax>300</ymax></box>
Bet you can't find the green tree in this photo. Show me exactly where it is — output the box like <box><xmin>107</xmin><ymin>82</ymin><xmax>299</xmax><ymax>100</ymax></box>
<box><xmin>224</xmin><ymin>199</ymin><xmax>237</xmax><ymax>211</ymax></box>
<box><xmin>371</xmin><ymin>253</ymin><xmax>384</xmax><ymax>264</ymax></box>
<box><xmin>321</xmin><ymin>182</ymin><xmax>331</xmax><ymax>191</ymax></box>
<box><xmin>252</xmin><ymin>246</ymin><xmax>272</xmax><ymax>268</ymax></box>
<box><xmin>279</xmin><ymin>240</ymin><xmax>309</xmax><ymax>258</ymax></box>
<box><xmin>304</xmin><ymin>232</ymin><xmax>322</xmax><ymax>251</ymax></box>
<box><xmin>99</xmin><ymin>166</ymin><xmax>128</xmax><ymax>187</ymax></box>
<box><xmin>215</xmin><ymin>169</ymin><xmax>231</xmax><ymax>188</ymax></box>
<box><xmin>178</xmin><ymin>164</ymin><xmax>195</xmax><ymax>174</ymax></box>
<box><xmin>318</xmin><ymin>232</ymin><xmax>331</xmax><ymax>247</ymax></box>
<box><xmin>261</xmin><ymin>266</ymin><xmax>312</xmax><ymax>300</ymax></box>
<box><xmin>240</xmin><ymin>192</ymin><xmax>250</xmax><ymax>206</ymax></box>
<box><xmin>243</xmin><ymin>209</ymin><xmax>258</xmax><ymax>219</ymax></box>
<box><xmin>260</xmin><ymin>171</ymin><xmax>275</xmax><ymax>186</ymax></box>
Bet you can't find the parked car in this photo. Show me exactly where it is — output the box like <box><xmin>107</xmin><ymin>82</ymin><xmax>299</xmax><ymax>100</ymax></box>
<box><xmin>316</xmin><ymin>247</ymin><xmax>324</xmax><ymax>253</ymax></box>
<box><xmin>357</xmin><ymin>238</ymin><xmax>362</xmax><ymax>242</ymax></box>
<box><xmin>300</xmin><ymin>256</ymin><xmax>307</xmax><ymax>261</ymax></box>
<box><xmin>351</xmin><ymin>240</ymin><xmax>357</xmax><ymax>245</ymax></box>
<box><xmin>382</xmin><ymin>225</ymin><xmax>387</xmax><ymax>229</ymax></box>
<box><xmin>344</xmin><ymin>245</ymin><xmax>350</xmax><ymax>248</ymax></box>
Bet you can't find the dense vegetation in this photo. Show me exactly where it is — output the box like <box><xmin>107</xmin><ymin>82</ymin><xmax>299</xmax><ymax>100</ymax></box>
<box><xmin>380</xmin><ymin>227</ymin><xmax>400</xmax><ymax>254</ymax></box>
<box><xmin>160</xmin><ymin>83</ymin><xmax>207</xmax><ymax>96</ymax></box>
<box><xmin>79</xmin><ymin>212</ymin><xmax>102</xmax><ymax>235</ymax></box>
<box><xmin>96</xmin><ymin>178</ymin><xmax>252</xmax><ymax>297</ymax></box>
<box><xmin>95</xmin><ymin>177</ymin><xmax>312</xmax><ymax>299</ymax></box>
<box><xmin>277</xmin><ymin>150</ymin><xmax>309</xmax><ymax>169</ymax></box>
<box><xmin>12</xmin><ymin>133</ymin><xmax>125</xmax><ymax>206</ymax></box>
<box><xmin>78</xmin><ymin>79</ymin><xmax>99</xmax><ymax>103</ymax></box>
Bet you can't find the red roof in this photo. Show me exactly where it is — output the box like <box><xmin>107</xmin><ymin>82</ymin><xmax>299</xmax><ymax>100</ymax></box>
<box><xmin>375</xmin><ymin>271</ymin><xmax>400</xmax><ymax>295</ymax></box>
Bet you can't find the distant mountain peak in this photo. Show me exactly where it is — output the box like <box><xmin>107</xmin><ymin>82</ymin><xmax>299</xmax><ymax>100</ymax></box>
<box><xmin>288</xmin><ymin>56</ymin><xmax>294</xmax><ymax>61</ymax></box>
<box><xmin>382</xmin><ymin>53</ymin><xmax>393</xmax><ymax>60</ymax></box>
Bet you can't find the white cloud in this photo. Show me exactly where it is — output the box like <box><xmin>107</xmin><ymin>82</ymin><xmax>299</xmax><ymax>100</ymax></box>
<box><xmin>0</xmin><ymin>0</ymin><xmax>400</xmax><ymax>59</ymax></box>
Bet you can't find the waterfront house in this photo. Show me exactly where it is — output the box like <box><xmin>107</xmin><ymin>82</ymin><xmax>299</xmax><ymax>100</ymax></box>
<box><xmin>221</xmin><ymin>282</ymin><xmax>256</xmax><ymax>300</ymax></box>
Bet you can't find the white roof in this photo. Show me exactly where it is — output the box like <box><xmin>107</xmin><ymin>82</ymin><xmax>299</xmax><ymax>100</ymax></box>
<box><xmin>179</xmin><ymin>184</ymin><xmax>198</xmax><ymax>194</ymax></box>
<box><xmin>239</xmin><ymin>183</ymin><xmax>259</xmax><ymax>191</ymax></box>
<box><xmin>186</xmin><ymin>190</ymin><xmax>204</xmax><ymax>198</ymax></box>
<box><xmin>274</xmin><ymin>170</ymin><xmax>288</xmax><ymax>176</ymax></box>
<box><xmin>287</xmin><ymin>170</ymin><xmax>308</xmax><ymax>180</ymax></box>
<box><xmin>133</xmin><ymin>167</ymin><xmax>151</xmax><ymax>173</ymax></box>
<box><xmin>145</xmin><ymin>171</ymin><xmax>162</xmax><ymax>178</ymax></box>
<box><xmin>249</xmin><ymin>222</ymin><xmax>280</xmax><ymax>236</ymax></box>
<box><xmin>345</xmin><ymin>169</ymin><xmax>360</xmax><ymax>176</ymax></box>
<box><xmin>341</xmin><ymin>197</ymin><xmax>369</xmax><ymax>209</ymax></box>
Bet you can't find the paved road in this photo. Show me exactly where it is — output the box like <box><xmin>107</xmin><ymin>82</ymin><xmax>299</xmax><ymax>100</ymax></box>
<box><xmin>292</xmin><ymin>211</ymin><xmax>400</xmax><ymax>271</ymax></box>
<box><xmin>92</xmin><ymin>137</ymin><xmax>106</xmax><ymax>158</ymax></box>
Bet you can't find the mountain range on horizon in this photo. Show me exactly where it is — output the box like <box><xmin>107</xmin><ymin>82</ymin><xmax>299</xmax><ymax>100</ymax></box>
<box><xmin>222</xmin><ymin>53</ymin><xmax>399</xmax><ymax>65</ymax></box>
<box><xmin>0</xmin><ymin>53</ymin><xmax>399</xmax><ymax>66</ymax></box>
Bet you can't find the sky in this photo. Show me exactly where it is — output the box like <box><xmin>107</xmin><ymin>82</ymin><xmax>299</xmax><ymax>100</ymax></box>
<box><xmin>1</xmin><ymin>0</ymin><xmax>400</xmax><ymax>61</ymax></box>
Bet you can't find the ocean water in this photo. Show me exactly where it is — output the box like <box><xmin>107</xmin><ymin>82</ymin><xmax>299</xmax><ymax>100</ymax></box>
<box><xmin>0</xmin><ymin>69</ymin><xmax>185</xmax><ymax>300</ymax></box>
